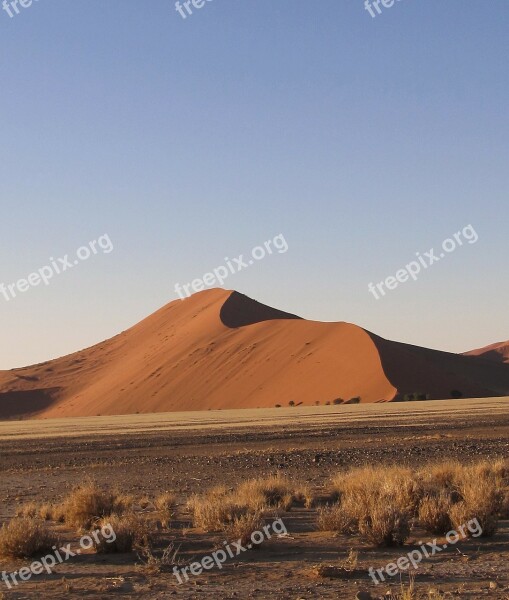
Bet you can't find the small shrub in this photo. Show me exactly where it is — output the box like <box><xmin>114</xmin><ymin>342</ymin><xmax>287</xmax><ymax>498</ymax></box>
<box><xmin>61</xmin><ymin>482</ymin><xmax>128</xmax><ymax>529</ymax></box>
<box><xmin>327</xmin><ymin>466</ymin><xmax>416</xmax><ymax>546</ymax></box>
<box><xmin>0</xmin><ymin>517</ymin><xmax>58</xmax><ymax>558</ymax></box>
<box><xmin>332</xmin><ymin>466</ymin><xmax>420</xmax><ymax>516</ymax></box>
<box><xmin>449</xmin><ymin>466</ymin><xmax>502</xmax><ymax>537</ymax></box>
<box><xmin>15</xmin><ymin>502</ymin><xmax>38</xmax><ymax>518</ymax></box>
<box><xmin>236</xmin><ymin>475</ymin><xmax>296</xmax><ymax>511</ymax></box>
<box><xmin>94</xmin><ymin>514</ymin><xmax>149</xmax><ymax>554</ymax></box>
<box><xmin>39</xmin><ymin>504</ymin><xmax>53</xmax><ymax>521</ymax></box>
<box><xmin>226</xmin><ymin>512</ymin><xmax>264</xmax><ymax>548</ymax></box>
<box><xmin>417</xmin><ymin>461</ymin><xmax>462</xmax><ymax>495</ymax></box>
<box><xmin>345</xmin><ymin>396</ymin><xmax>361</xmax><ymax>404</ymax></box>
<box><xmin>418</xmin><ymin>493</ymin><xmax>453</xmax><ymax>534</ymax></box>
<box><xmin>317</xmin><ymin>502</ymin><xmax>357</xmax><ymax>534</ymax></box>
<box><xmin>288</xmin><ymin>401</ymin><xmax>295</xmax><ymax>407</ymax></box>
<box><xmin>358</xmin><ymin>504</ymin><xmax>410</xmax><ymax>546</ymax></box>
<box><xmin>155</xmin><ymin>492</ymin><xmax>176</xmax><ymax>527</ymax></box>
<box><xmin>333</xmin><ymin>398</ymin><xmax>343</xmax><ymax>405</ymax></box>
<box><xmin>187</xmin><ymin>494</ymin><xmax>251</xmax><ymax>532</ymax></box>
<box><xmin>154</xmin><ymin>492</ymin><xmax>176</xmax><ymax>513</ymax></box>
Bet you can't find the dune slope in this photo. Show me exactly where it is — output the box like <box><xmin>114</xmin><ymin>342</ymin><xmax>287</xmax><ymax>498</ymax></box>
<box><xmin>463</xmin><ymin>341</ymin><xmax>509</xmax><ymax>365</ymax></box>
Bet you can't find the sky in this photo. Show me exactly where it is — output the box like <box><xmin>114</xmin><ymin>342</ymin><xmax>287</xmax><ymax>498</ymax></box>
<box><xmin>0</xmin><ymin>0</ymin><xmax>507</xmax><ymax>369</ymax></box>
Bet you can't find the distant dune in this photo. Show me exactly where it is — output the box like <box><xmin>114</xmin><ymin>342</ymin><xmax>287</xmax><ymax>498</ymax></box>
<box><xmin>463</xmin><ymin>340</ymin><xmax>509</xmax><ymax>364</ymax></box>
<box><xmin>1</xmin><ymin>289</ymin><xmax>508</xmax><ymax>419</ymax></box>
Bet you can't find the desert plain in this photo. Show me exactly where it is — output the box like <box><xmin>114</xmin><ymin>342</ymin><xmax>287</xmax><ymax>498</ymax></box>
<box><xmin>1</xmin><ymin>398</ymin><xmax>508</xmax><ymax>600</ymax></box>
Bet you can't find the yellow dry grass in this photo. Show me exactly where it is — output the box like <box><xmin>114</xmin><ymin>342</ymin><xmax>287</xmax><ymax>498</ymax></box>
<box><xmin>0</xmin><ymin>517</ymin><xmax>58</xmax><ymax>559</ymax></box>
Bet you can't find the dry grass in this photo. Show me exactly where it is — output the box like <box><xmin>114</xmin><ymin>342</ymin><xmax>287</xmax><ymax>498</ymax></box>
<box><xmin>38</xmin><ymin>503</ymin><xmax>54</xmax><ymax>521</ymax></box>
<box><xmin>426</xmin><ymin>591</ymin><xmax>450</xmax><ymax>599</ymax></box>
<box><xmin>333</xmin><ymin>466</ymin><xmax>420</xmax><ymax>515</ymax></box>
<box><xmin>154</xmin><ymin>492</ymin><xmax>177</xmax><ymax>528</ymax></box>
<box><xmin>323</xmin><ymin>466</ymin><xmax>414</xmax><ymax>546</ymax></box>
<box><xmin>236</xmin><ymin>475</ymin><xmax>296</xmax><ymax>511</ymax></box>
<box><xmin>138</xmin><ymin>496</ymin><xmax>152</xmax><ymax>510</ymax></box>
<box><xmin>293</xmin><ymin>485</ymin><xmax>315</xmax><ymax>508</ymax></box>
<box><xmin>94</xmin><ymin>514</ymin><xmax>150</xmax><ymax>553</ymax></box>
<box><xmin>154</xmin><ymin>492</ymin><xmax>177</xmax><ymax>513</ymax></box>
<box><xmin>138</xmin><ymin>542</ymin><xmax>183</xmax><ymax>575</ymax></box>
<box><xmin>0</xmin><ymin>517</ymin><xmax>58</xmax><ymax>559</ymax></box>
<box><xmin>226</xmin><ymin>511</ymin><xmax>264</xmax><ymax>547</ymax></box>
<box><xmin>60</xmin><ymin>482</ymin><xmax>131</xmax><ymax>529</ymax></box>
<box><xmin>418</xmin><ymin>493</ymin><xmax>453</xmax><ymax>534</ymax></box>
<box><xmin>414</xmin><ymin>460</ymin><xmax>505</xmax><ymax>537</ymax></box>
<box><xmin>417</xmin><ymin>462</ymin><xmax>463</xmax><ymax>494</ymax></box>
<box><xmin>321</xmin><ymin>460</ymin><xmax>506</xmax><ymax>545</ymax></box>
<box><xmin>311</xmin><ymin>549</ymin><xmax>359</xmax><ymax>579</ymax></box>
<box><xmin>15</xmin><ymin>501</ymin><xmax>38</xmax><ymax>518</ymax></box>
<box><xmin>387</xmin><ymin>578</ymin><xmax>416</xmax><ymax>600</ymax></box>
<box><xmin>446</xmin><ymin>462</ymin><xmax>502</xmax><ymax>537</ymax></box>
<box><xmin>187</xmin><ymin>491</ymin><xmax>251</xmax><ymax>532</ymax></box>
<box><xmin>188</xmin><ymin>476</ymin><xmax>302</xmax><ymax>533</ymax></box>
<box><xmin>501</xmin><ymin>488</ymin><xmax>509</xmax><ymax>518</ymax></box>
<box><xmin>358</xmin><ymin>503</ymin><xmax>410</xmax><ymax>546</ymax></box>
<box><xmin>317</xmin><ymin>501</ymin><xmax>357</xmax><ymax>534</ymax></box>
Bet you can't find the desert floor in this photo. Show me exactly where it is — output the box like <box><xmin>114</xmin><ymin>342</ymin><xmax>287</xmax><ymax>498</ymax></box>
<box><xmin>1</xmin><ymin>397</ymin><xmax>508</xmax><ymax>599</ymax></box>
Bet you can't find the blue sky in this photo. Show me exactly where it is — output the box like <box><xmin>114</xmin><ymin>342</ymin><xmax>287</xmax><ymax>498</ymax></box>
<box><xmin>0</xmin><ymin>0</ymin><xmax>507</xmax><ymax>369</ymax></box>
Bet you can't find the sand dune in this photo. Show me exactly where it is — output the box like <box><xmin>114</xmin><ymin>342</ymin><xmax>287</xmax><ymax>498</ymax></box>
<box><xmin>463</xmin><ymin>340</ymin><xmax>509</xmax><ymax>364</ymax></box>
<box><xmin>1</xmin><ymin>289</ymin><xmax>508</xmax><ymax>419</ymax></box>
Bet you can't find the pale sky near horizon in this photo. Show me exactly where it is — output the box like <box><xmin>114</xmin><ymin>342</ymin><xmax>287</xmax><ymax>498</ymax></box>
<box><xmin>0</xmin><ymin>0</ymin><xmax>507</xmax><ymax>369</ymax></box>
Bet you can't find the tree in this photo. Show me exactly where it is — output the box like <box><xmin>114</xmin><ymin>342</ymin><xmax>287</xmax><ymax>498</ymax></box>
<box><xmin>346</xmin><ymin>396</ymin><xmax>361</xmax><ymax>404</ymax></box>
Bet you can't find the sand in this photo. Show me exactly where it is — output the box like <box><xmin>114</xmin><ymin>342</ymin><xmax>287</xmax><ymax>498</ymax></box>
<box><xmin>463</xmin><ymin>340</ymin><xmax>509</xmax><ymax>364</ymax></box>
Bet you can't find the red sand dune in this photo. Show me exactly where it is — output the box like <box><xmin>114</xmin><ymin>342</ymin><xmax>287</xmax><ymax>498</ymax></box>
<box><xmin>463</xmin><ymin>341</ymin><xmax>509</xmax><ymax>365</ymax></box>
<box><xmin>1</xmin><ymin>289</ymin><xmax>508</xmax><ymax>419</ymax></box>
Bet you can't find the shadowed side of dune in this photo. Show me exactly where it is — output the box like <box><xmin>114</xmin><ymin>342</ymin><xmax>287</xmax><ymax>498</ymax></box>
<box><xmin>0</xmin><ymin>388</ymin><xmax>61</xmax><ymax>419</ymax></box>
<box><xmin>220</xmin><ymin>291</ymin><xmax>302</xmax><ymax>328</ymax></box>
<box><xmin>366</xmin><ymin>332</ymin><xmax>509</xmax><ymax>399</ymax></box>
<box><xmin>469</xmin><ymin>350</ymin><xmax>506</xmax><ymax>364</ymax></box>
